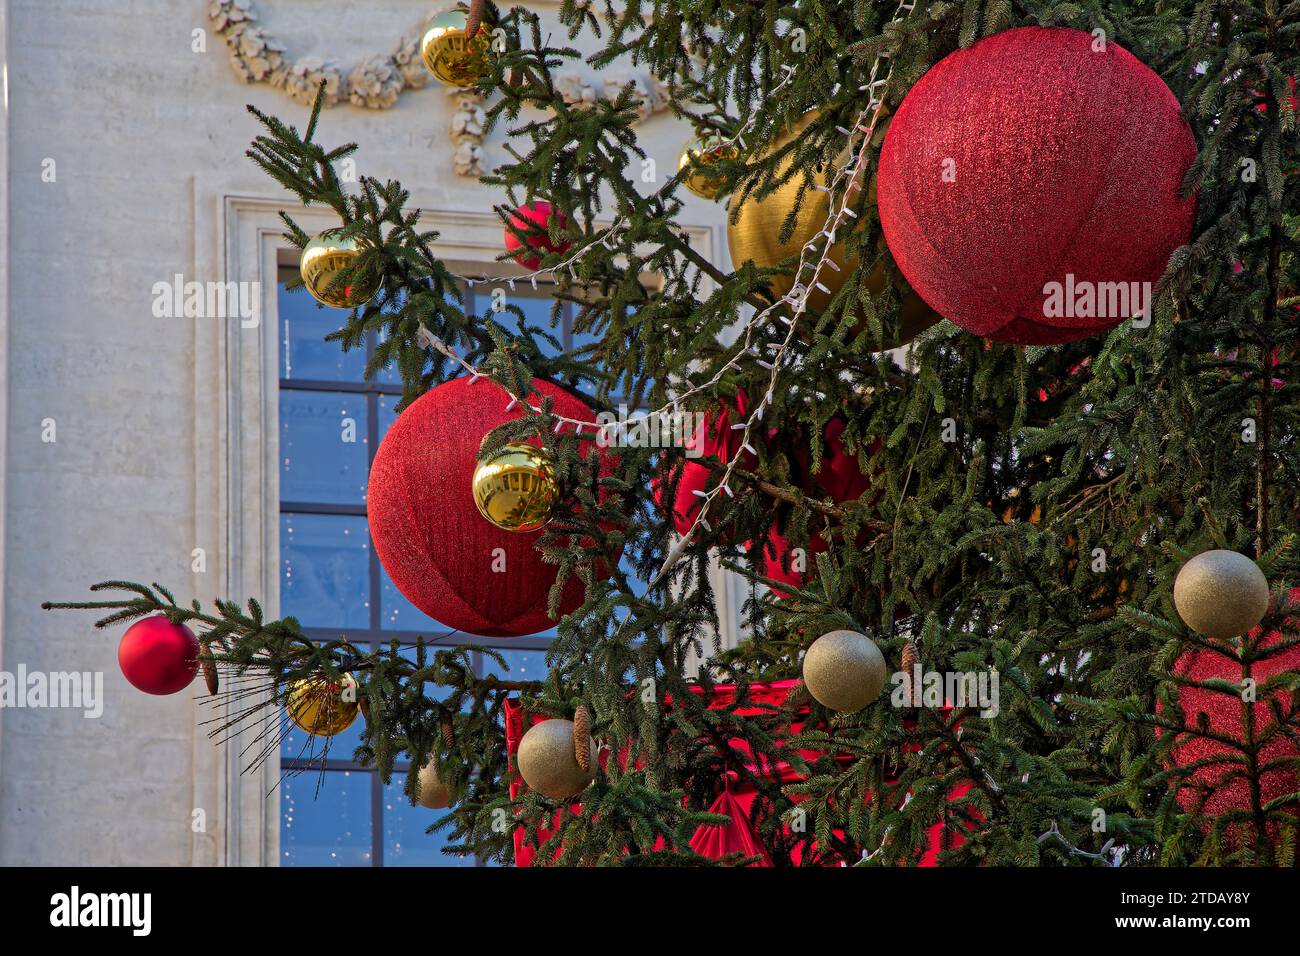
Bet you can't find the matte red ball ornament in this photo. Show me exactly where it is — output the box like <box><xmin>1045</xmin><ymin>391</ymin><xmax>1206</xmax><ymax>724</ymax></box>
<box><xmin>1160</xmin><ymin>590</ymin><xmax>1300</xmax><ymax>844</ymax></box>
<box><xmin>877</xmin><ymin>26</ymin><xmax>1198</xmax><ymax>345</ymax></box>
<box><xmin>368</xmin><ymin>376</ymin><xmax>607</xmax><ymax>637</ymax></box>
<box><xmin>117</xmin><ymin>616</ymin><xmax>200</xmax><ymax>696</ymax></box>
<box><xmin>504</xmin><ymin>201</ymin><xmax>571</xmax><ymax>270</ymax></box>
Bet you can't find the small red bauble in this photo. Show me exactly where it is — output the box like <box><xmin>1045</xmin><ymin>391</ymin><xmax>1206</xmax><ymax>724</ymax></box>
<box><xmin>504</xmin><ymin>201</ymin><xmax>571</xmax><ymax>270</ymax></box>
<box><xmin>878</xmin><ymin>27</ymin><xmax>1197</xmax><ymax>345</ymax></box>
<box><xmin>117</xmin><ymin>615</ymin><xmax>200</xmax><ymax>695</ymax></box>
<box><xmin>368</xmin><ymin>376</ymin><xmax>608</xmax><ymax>637</ymax></box>
<box><xmin>1160</xmin><ymin>590</ymin><xmax>1300</xmax><ymax>845</ymax></box>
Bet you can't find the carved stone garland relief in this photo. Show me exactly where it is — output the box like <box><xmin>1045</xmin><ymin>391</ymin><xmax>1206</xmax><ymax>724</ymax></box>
<box><xmin>208</xmin><ymin>0</ymin><xmax>671</xmax><ymax>177</ymax></box>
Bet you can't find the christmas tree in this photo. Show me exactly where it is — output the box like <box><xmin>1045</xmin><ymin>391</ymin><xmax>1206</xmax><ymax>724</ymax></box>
<box><xmin>46</xmin><ymin>0</ymin><xmax>1300</xmax><ymax>866</ymax></box>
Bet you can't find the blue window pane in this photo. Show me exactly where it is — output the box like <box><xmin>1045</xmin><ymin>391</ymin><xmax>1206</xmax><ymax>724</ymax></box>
<box><xmin>483</xmin><ymin>647</ymin><xmax>547</xmax><ymax>683</ymax></box>
<box><xmin>280</xmin><ymin>513</ymin><xmax>371</xmax><ymax>629</ymax></box>
<box><xmin>281</xmin><ymin>769</ymin><xmax>372</xmax><ymax>866</ymax></box>
<box><xmin>378</xmin><ymin>392</ymin><xmax>400</xmax><ymax>447</ymax></box>
<box><xmin>381</xmin><ymin>777</ymin><xmax>476</xmax><ymax>867</ymax></box>
<box><xmin>279</xmin><ymin>283</ymin><xmax>367</xmax><ymax>382</ymax></box>
<box><xmin>374</xmin><ymin>327</ymin><xmax>402</xmax><ymax>386</ymax></box>
<box><xmin>280</xmin><ymin>390</ymin><xmax>370</xmax><ymax>504</ymax></box>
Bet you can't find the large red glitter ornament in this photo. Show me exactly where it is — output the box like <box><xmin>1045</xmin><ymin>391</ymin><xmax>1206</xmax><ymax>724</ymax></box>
<box><xmin>1161</xmin><ymin>590</ymin><xmax>1300</xmax><ymax>846</ymax></box>
<box><xmin>877</xmin><ymin>27</ymin><xmax>1198</xmax><ymax>345</ymax></box>
<box><xmin>367</xmin><ymin>376</ymin><xmax>608</xmax><ymax>637</ymax></box>
<box><xmin>117</xmin><ymin>616</ymin><xmax>199</xmax><ymax>695</ymax></box>
<box><xmin>503</xmin><ymin>201</ymin><xmax>571</xmax><ymax>270</ymax></box>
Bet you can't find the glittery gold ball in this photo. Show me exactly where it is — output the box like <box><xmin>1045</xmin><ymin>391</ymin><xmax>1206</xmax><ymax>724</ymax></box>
<box><xmin>802</xmin><ymin>629</ymin><xmax>887</xmax><ymax>713</ymax></box>
<box><xmin>420</xmin><ymin>10</ymin><xmax>494</xmax><ymax>87</ymax></box>
<box><xmin>1173</xmin><ymin>549</ymin><xmax>1270</xmax><ymax>638</ymax></box>
<box><xmin>678</xmin><ymin>134</ymin><xmax>739</xmax><ymax>200</ymax></box>
<box><xmin>286</xmin><ymin>673</ymin><xmax>360</xmax><ymax>737</ymax></box>
<box><xmin>300</xmin><ymin>232</ymin><xmax>377</xmax><ymax>309</ymax></box>
<box><xmin>472</xmin><ymin>443</ymin><xmax>558</xmax><ymax>532</ymax></box>
<box><xmin>726</xmin><ymin>111</ymin><xmax>937</xmax><ymax>346</ymax></box>
<box><xmin>516</xmin><ymin>718</ymin><xmax>595</xmax><ymax>800</ymax></box>
<box><xmin>416</xmin><ymin>760</ymin><xmax>452</xmax><ymax>809</ymax></box>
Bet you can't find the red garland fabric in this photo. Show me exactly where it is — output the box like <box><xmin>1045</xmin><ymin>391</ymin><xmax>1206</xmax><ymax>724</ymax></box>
<box><xmin>504</xmin><ymin>680</ymin><xmax>974</xmax><ymax>866</ymax></box>
<box><xmin>653</xmin><ymin>392</ymin><xmax>756</xmax><ymax>537</ymax></box>
<box><xmin>367</xmin><ymin>376</ymin><xmax>605</xmax><ymax>637</ymax></box>
<box><xmin>1158</xmin><ymin>589</ymin><xmax>1300</xmax><ymax>843</ymax></box>
<box><xmin>877</xmin><ymin>26</ymin><xmax>1197</xmax><ymax>345</ymax></box>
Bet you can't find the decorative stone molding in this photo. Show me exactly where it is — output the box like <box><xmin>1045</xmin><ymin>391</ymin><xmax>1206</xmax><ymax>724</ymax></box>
<box><xmin>208</xmin><ymin>0</ymin><xmax>671</xmax><ymax>173</ymax></box>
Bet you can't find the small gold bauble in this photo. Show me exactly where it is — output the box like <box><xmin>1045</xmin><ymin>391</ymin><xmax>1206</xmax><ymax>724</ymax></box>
<box><xmin>727</xmin><ymin>111</ymin><xmax>937</xmax><ymax>346</ymax></box>
<box><xmin>286</xmin><ymin>672</ymin><xmax>360</xmax><ymax>737</ymax></box>
<box><xmin>472</xmin><ymin>443</ymin><xmax>559</xmax><ymax>533</ymax></box>
<box><xmin>802</xmin><ymin>629</ymin><xmax>887</xmax><ymax>713</ymax></box>
<box><xmin>300</xmin><ymin>232</ymin><xmax>377</xmax><ymax>309</ymax></box>
<box><xmin>1173</xmin><ymin>549</ymin><xmax>1270</xmax><ymax>638</ymax></box>
<box><xmin>420</xmin><ymin>10</ymin><xmax>494</xmax><ymax>87</ymax></box>
<box><xmin>678</xmin><ymin>134</ymin><xmax>740</xmax><ymax>200</ymax></box>
<box><xmin>516</xmin><ymin>718</ymin><xmax>595</xmax><ymax>800</ymax></box>
<box><xmin>416</xmin><ymin>760</ymin><xmax>452</xmax><ymax>809</ymax></box>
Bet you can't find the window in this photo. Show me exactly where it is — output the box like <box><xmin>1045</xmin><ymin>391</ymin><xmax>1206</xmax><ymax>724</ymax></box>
<box><xmin>277</xmin><ymin>272</ymin><xmax>556</xmax><ymax>866</ymax></box>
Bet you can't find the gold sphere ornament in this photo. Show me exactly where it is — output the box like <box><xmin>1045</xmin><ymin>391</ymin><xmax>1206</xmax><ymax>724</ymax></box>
<box><xmin>472</xmin><ymin>443</ymin><xmax>559</xmax><ymax>533</ymax></box>
<box><xmin>516</xmin><ymin>718</ymin><xmax>595</xmax><ymax>800</ymax></box>
<box><xmin>300</xmin><ymin>232</ymin><xmax>377</xmax><ymax>309</ymax></box>
<box><xmin>727</xmin><ymin>111</ymin><xmax>938</xmax><ymax>346</ymax></box>
<box><xmin>286</xmin><ymin>672</ymin><xmax>360</xmax><ymax>737</ymax></box>
<box><xmin>802</xmin><ymin>629</ymin><xmax>887</xmax><ymax>713</ymax></box>
<box><xmin>678</xmin><ymin>133</ymin><xmax>740</xmax><ymax>200</ymax></box>
<box><xmin>1173</xmin><ymin>549</ymin><xmax>1271</xmax><ymax>638</ymax></box>
<box><xmin>416</xmin><ymin>760</ymin><xmax>452</xmax><ymax>809</ymax></box>
<box><xmin>420</xmin><ymin>9</ymin><xmax>494</xmax><ymax>87</ymax></box>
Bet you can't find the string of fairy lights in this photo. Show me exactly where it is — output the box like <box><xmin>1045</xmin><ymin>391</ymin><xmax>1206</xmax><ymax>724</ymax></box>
<box><xmin>420</xmin><ymin>0</ymin><xmax>918</xmax><ymax>587</ymax></box>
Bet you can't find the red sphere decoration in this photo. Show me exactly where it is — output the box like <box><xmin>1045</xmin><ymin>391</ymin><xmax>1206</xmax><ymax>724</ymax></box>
<box><xmin>877</xmin><ymin>27</ymin><xmax>1198</xmax><ymax>345</ymax></box>
<box><xmin>117</xmin><ymin>616</ymin><xmax>200</xmax><ymax>696</ymax></box>
<box><xmin>653</xmin><ymin>394</ymin><xmax>755</xmax><ymax>537</ymax></box>
<box><xmin>504</xmin><ymin>201</ymin><xmax>571</xmax><ymax>270</ymax></box>
<box><xmin>1160</xmin><ymin>590</ymin><xmax>1300</xmax><ymax>845</ymax></box>
<box><xmin>368</xmin><ymin>376</ymin><xmax>607</xmax><ymax>637</ymax></box>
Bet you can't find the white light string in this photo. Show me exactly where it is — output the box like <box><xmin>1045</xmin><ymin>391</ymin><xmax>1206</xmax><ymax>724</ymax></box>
<box><xmin>415</xmin><ymin>0</ymin><xmax>917</xmax><ymax>589</ymax></box>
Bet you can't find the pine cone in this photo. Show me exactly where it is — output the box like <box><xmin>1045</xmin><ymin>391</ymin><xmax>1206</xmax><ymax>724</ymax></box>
<box><xmin>573</xmin><ymin>704</ymin><xmax>591</xmax><ymax>773</ymax></box>
<box><xmin>901</xmin><ymin>640</ymin><xmax>919</xmax><ymax>676</ymax></box>
<box><xmin>466</xmin><ymin>0</ymin><xmax>486</xmax><ymax>38</ymax></box>
<box><xmin>440</xmin><ymin>709</ymin><xmax>456</xmax><ymax>749</ymax></box>
<box><xmin>200</xmin><ymin>649</ymin><xmax>219</xmax><ymax>696</ymax></box>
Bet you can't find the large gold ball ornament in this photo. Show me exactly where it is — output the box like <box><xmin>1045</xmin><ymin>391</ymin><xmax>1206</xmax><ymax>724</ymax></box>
<box><xmin>416</xmin><ymin>760</ymin><xmax>452</xmax><ymax>809</ymax></box>
<box><xmin>286</xmin><ymin>672</ymin><xmax>360</xmax><ymax>737</ymax></box>
<box><xmin>420</xmin><ymin>10</ymin><xmax>494</xmax><ymax>87</ymax></box>
<box><xmin>300</xmin><ymin>232</ymin><xmax>377</xmax><ymax>309</ymax></box>
<box><xmin>678</xmin><ymin>133</ymin><xmax>740</xmax><ymax>200</ymax></box>
<box><xmin>1173</xmin><ymin>549</ymin><xmax>1271</xmax><ymax>638</ymax></box>
<box><xmin>802</xmin><ymin>629</ymin><xmax>887</xmax><ymax>713</ymax></box>
<box><xmin>472</xmin><ymin>443</ymin><xmax>559</xmax><ymax>532</ymax></box>
<box><xmin>516</xmin><ymin>718</ymin><xmax>595</xmax><ymax>800</ymax></box>
<box><xmin>727</xmin><ymin>112</ymin><xmax>938</xmax><ymax>346</ymax></box>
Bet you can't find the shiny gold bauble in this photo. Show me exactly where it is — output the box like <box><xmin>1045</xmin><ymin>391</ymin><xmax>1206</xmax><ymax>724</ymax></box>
<box><xmin>472</xmin><ymin>443</ymin><xmax>558</xmax><ymax>532</ymax></box>
<box><xmin>1174</xmin><ymin>549</ymin><xmax>1270</xmax><ymax>638</ymax></box>
<box><xmin>516</xmin><ymin>718</ymin><xmax>595</xmax><ymax>800</ymax></box>
<box><xmin>420</xmin><ymin>10</ymin><xmax>494</xmax><ymax>87</ymax></box>
<box><xmin>727</xmin><ymin>112</ymin><xmax>938</xmax><ymax>346</ymax></box>
<box><xmin>286</xmin><ymin>672</ymin><xmax>360</xmax><ymax>737</ymax></box>
<box><xmin>802</xmin><ymin>629</ymin><xmax>887</xmax><ymax>713</ymax></box>
<box><xmin>678</xmin><ymin>134</ymin><xmax>740</xmax><ymax>200</ymax></box>
<box><xmin>416</xmin><ymin>760</ymin><xmax>452</xmax><ymax>809</ymax></box>
<box><xmin>300</xmin><ymin>232</ymin><xmax>377</xmax><ymax>309</ymax></box>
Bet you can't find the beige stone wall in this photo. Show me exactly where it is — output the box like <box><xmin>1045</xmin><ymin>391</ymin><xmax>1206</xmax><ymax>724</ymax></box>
<box><xmin>0</xmin><ymin>0</ymin><xmax>737</xmax><ymax>865</ymax></box>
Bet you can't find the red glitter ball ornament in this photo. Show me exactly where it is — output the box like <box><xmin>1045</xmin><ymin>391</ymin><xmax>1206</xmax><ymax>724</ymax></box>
<box><xmin>367</xmin><ymin>376</ymin><xmax>609</xmax><ymax>637</ymax></box>
<box><xmin>877</xmin><ymin>27</ymin><xmax>1198</xmax><ymax>345</ymax></box>
<box><xmin>118</xmin><ymin>616</ymin><xmax>200</xmax><ymax>695</ymax></box>
<box><xmin>1160</xmin><ymin>590</ymin><xmax>1300</xmax><ymax>846</ymax></box>
<box><xmin>503</xmin><ymin>201</ymin><xmax>571</xmax><ymax>270</ymax></box>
